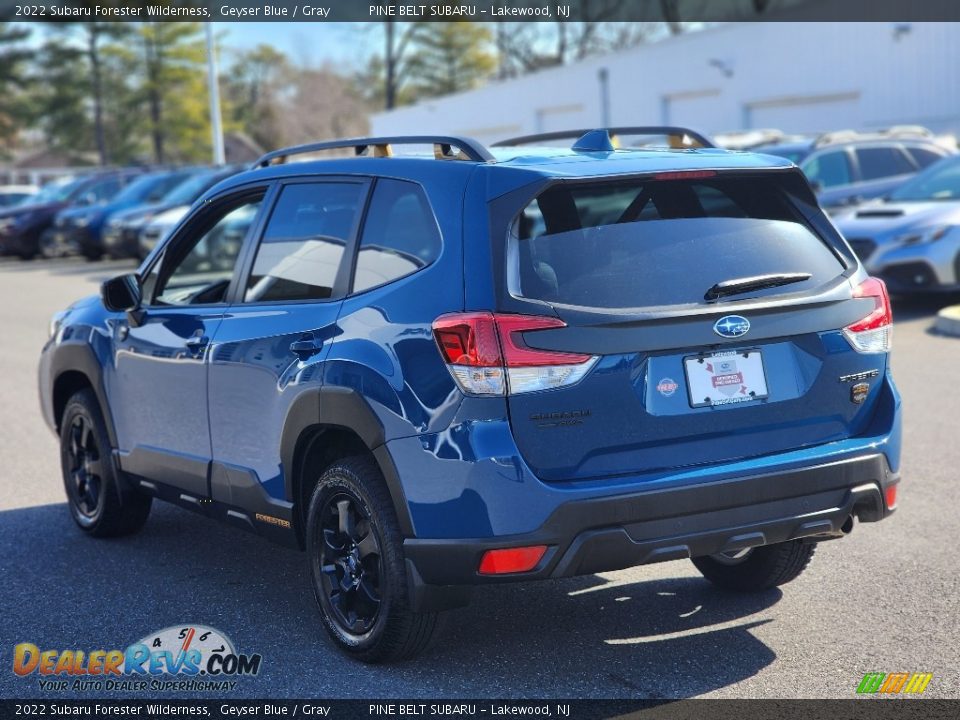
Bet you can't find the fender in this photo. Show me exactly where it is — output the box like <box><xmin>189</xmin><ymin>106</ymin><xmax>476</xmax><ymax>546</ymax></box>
<box><xmin>46</xmin><ymin>340</ymin><xmax>118</xmax><ymax>449</ymax></box>
<box><xmin>279</xmin><ymin>386</ymin><xmax>415</xmax><ymax>539</ymax></box>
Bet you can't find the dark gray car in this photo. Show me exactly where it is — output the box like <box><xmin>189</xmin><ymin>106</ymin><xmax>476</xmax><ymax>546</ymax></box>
<box><xmin>801</xmin><ymin>138</ymin><xmax>952</xmax><ymax>213</ymax></box>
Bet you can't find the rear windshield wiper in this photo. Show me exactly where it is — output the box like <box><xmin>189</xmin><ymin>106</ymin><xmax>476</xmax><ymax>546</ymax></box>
<box><xmin>705</xmin><ymin>272</ymin><xmax>812</xmax><ymax>302</ymax></box>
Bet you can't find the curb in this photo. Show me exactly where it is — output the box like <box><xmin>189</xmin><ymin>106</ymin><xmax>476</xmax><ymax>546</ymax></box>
<box><xmin>934</xmin><ymin>305</ymin><xmax>960</xmax><ymax>337</ymax></box>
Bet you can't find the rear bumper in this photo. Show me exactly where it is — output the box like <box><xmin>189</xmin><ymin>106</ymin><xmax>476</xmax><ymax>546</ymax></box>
<box><xmin>404</xmin><ymin>453</ymin><xmax>897</xmax><ymax>593</ymax></box>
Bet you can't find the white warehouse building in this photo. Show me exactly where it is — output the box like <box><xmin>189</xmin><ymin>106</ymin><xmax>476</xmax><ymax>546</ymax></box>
<box><xmin>371</xmin><ymin>22</ymin><xmax>960</xmax><ymax>145</ymax></box>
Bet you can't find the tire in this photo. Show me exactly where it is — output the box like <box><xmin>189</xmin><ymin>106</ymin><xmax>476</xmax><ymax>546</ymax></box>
<box><xmin>306</xmin><ymin>456</ymin><xmax>439</xmax><ymax>662</ymax></box>
<box><xmin>60</xmin><ymin>389</ymin><xmax>152</xmax><ymax>537</ymax></box>
<box><xmin>691</xmin><ymin>540</ymin><xmax>816</xmax><ymax>593</ymax></box>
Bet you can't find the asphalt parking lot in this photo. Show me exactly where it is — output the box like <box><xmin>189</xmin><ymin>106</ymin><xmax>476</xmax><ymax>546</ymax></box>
<box><xmin>1</xmin><ymin>257</ymin><xmax>958</xmax><ymax>700</ymax></box>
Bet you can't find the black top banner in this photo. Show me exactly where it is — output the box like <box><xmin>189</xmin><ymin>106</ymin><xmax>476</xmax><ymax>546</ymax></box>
<box><xmin>2</xmin><ymin>0</ymin><xmax>960</xmax><ymax>23</ymax></box>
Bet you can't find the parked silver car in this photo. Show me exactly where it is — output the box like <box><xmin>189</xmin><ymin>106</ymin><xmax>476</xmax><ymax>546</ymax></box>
<box><xmin>834</xmin><ymin>155</ymin><xmax>960</xmax><ymax>293</ymax></box>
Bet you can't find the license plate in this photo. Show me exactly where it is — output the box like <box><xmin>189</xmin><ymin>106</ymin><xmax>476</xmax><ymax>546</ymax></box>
<box><xmin>684</xmin><ymin>349</ymin><xmax>768</xmax><ymax>408</ymax></box>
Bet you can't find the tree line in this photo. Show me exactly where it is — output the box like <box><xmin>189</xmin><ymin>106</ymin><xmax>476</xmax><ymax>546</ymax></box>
<box><xmin>0</xmin><ymin>17</ymin><xmax>708</xmax><ymax>166</ymax></box>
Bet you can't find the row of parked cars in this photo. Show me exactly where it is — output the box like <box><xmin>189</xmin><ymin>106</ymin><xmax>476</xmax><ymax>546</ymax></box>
<box><xmin>715</xmin><ymin>126</ymin><xmax>960</xmax><ymax>294</ymax></box>
<box><xmin>5</xmin><ymin>124</ymin><xmax>960</xmax><ymax>296</ymax></box>
<box><xmin>0</xmin><ymin>165</ymin><xmax>242</xmax><ymax>261</ymax></box>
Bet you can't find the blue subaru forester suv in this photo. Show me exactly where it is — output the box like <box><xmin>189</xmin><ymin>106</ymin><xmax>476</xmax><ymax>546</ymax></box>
<box><xmin>39</xmin><ymin>128</ymin><xmax>901</xmax><ymax>662</ymax></box>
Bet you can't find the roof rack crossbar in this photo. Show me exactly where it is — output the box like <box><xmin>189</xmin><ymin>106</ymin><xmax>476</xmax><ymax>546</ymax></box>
<box><xmin>253</xmin><ymin>135</ymin><xmax>495</xmax><ymax>168</ymax></box>
<box><xmin>492</xmin><ymin>126</ymin><xmax>715</xmax><ymax>149</ymax></box>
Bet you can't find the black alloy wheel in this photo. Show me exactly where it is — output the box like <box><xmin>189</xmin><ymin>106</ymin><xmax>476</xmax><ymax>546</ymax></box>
<box><xmin>317</xmin><ymin>491</ymin><xmax>384</xmax><ymax>635</ymax></box>
<box><xmin>65</xmin><ymin>414</ymin><xmax>104</xmax><ymax>523</ymax></box>
<box><xmin>59</xmin><ymin>389</ymin><xmax>152</xmax><ymax>537</ymax></box>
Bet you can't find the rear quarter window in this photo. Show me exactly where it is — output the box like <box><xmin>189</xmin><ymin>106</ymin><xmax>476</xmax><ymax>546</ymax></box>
<box><xmin>905</xmin><ymin>145</ymin><xmax>945</xmax><ymax>169</ymax></box>
<box><xmin>855</xmin><ymin>146</ymin><xmax>915</xmax><ymax>180</ymax></box>
<box><xmin>352</xmin><ymin>179</ymin><xmax>441</xmax><ymax>293</ymax></box>
<box><xmin>510</xmin><ymin>174</ymin><xmax>845</xmax><ymax>310</ymax></box>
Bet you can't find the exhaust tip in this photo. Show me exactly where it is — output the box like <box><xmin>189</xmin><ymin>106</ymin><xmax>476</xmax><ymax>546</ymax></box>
<box><xmin>841</xmin><ymin>515</ymin><xmax>855</xmax><ymax>535</ymax></box>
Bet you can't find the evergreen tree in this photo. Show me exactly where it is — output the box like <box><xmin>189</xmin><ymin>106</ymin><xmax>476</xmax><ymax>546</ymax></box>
<box><xmin>0</xmin><ymin>23</ymin><xmax>31</xmax><ymax>157</ymax></box>
<box><xmin>138</xmin><ymin>22</ymin><xmax>210</xmax><ymax>163</ymax></box>
<box><xmin>223</xmin><ymin>44</ymin><xmax>289</xmax><ymax>151</ymax></box>
<box><xmin>404</xmin><ymin>21</ymin><xmax>496</xmax><ymax>98</ymax></box>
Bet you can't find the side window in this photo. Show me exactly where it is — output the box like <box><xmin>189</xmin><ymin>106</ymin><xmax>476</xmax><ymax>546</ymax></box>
<box><xmin>856</xmin><ymin>146</ymin><xmax>915</xmax><ymax>181</ymax></box>
<box><xmin>244</xmin><ymin>182</ymin><xmax>363</xmax><ymax>303</ymax></box>
<box><xmin>89</xmin><ymin>178</ymin><xmax>121</xmax><ymax>202</ymax></box>
<box><xmin>905</xmin><ymin>146</ymin><xmax>944</xmax><ymax>169</ymax></box>
<box><xmin>353</xmin><ymin>179</ymin><xmax>441</xmax><ymax>293</ymax></box>
<box><xmin>150</xmin><ymin>198</ymin><xmax>262</xmax><ymax>306</ymax></box>
<box><xmin>801</xmin><ymin>150</ymin><xmax>852</xmax><ymax>188</ymax></box>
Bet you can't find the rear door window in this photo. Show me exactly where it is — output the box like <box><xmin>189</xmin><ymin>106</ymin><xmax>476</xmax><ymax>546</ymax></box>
<box><xmin>512</xmin><ymin>174</ymin><xmax>845</xmax><ymax>310</ymax></box>
<box><xmin>855</xmin><ymin>146</ymin><xmax>915</xmax><ymax>180</ymax></box>
<box><xmin>244</xmin><ymin>182</ymin><xmax>364</xmax><ymax>303</ymax></box>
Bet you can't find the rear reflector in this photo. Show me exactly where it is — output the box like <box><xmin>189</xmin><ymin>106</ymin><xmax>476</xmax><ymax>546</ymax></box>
<box><xmin>478</xmin><ymin>546</ymin><xmax>548</xmax><ymax>575</ymax></box>
<box><xmin>885</xmin><ymin>484</ymin><xmax>898</xmax><ymax>511</ymax></box>
<box><xmin>843</xmin><ymin>277</ymin><xmax>893</xmax><ymax>353</ymax></box>
<box><xmin>433</xmin><ymin>313</ymin><xmax>598</xmax><ymax>395</ymax></box>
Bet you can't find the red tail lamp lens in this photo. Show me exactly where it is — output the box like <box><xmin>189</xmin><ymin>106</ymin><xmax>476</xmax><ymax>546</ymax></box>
<box><xmin>478</xmin><ymin>545</ymin><xmax>548</xmax><ymax>575</ymax></box>
<box><xmin>847</xmin><ymin>277</ymin><xmax>893</xmax><ymax>333</ymax></box>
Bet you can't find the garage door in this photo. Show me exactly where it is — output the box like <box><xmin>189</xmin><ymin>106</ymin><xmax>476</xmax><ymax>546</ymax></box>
<box><xmin>746</xmin><ymin>93</ymin><xmax>861</xmax><ymax>134</ymax></box>
<box><xmin>662</xmin><ymin>90</ymin><xmax>722</xmax><ymax>128</ymax></box>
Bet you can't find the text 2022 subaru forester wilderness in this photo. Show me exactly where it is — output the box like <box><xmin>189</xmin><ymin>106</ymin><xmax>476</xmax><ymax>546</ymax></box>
<box><xmin>39</xmin><ymin>128</ymin><xmax>901</xmax><ymax>662</ymax></box>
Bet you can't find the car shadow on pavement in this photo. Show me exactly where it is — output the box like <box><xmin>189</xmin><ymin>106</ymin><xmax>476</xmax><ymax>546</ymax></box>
<box><xmin>0</xmin><ymin>501</ymin><xmax>780</xmax><ymax>699</ymax></box>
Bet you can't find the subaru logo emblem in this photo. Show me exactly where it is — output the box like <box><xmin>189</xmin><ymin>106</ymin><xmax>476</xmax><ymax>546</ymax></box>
<box><xmin>714</xmin><ymin>315</ymin><xmax>751</xmax><ymax>338</ymax></box>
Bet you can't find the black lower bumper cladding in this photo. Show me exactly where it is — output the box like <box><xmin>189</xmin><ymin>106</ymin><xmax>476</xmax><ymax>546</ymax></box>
<box><xmin>405</xmin><ymin>454</ymin><xmax>897</xmax><ymax>601</ymax></box>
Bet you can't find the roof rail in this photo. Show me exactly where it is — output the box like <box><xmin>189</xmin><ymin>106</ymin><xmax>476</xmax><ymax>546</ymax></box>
<box><xmin>492</xmin><ymin>126</ymin><xmax>715</xmax><ymax>149</ymax></box>
<box><xmin>813</xmin><ymin>125</ymin><xmax>936</xmax><ymax>149</ymax></box>
<box><xmin>252</xmin><ymin>135</ymin><xmax>495</xmax><ymax>168</ymax></box>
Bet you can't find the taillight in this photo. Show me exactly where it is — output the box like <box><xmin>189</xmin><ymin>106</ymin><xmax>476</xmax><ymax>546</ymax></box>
<box><xmin>843</xmin><ymin>277</ymin><xmax>892</xmax><ymax>353</ymax></box>
<box><xmin>432</xmin><ymin>313</ymin><xmax>598</xmax><ymax>396</ymax></box>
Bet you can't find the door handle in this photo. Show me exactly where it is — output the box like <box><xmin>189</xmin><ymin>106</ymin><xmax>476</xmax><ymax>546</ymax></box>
<box><xmin>185</xmin><ymin>334</ymin><xmax>209</xmax><ymax>357</ymax></box>
<box><xmin>290</xmin><ymin>333</ymin><xmax>323</xmax><ymax>359</ymax></box>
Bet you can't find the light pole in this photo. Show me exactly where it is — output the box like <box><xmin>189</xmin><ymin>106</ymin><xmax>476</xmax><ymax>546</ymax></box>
<box><xmin>206</xmin><ymin>22</ymin><xmax>226</xmax><ymax>166</ymax></box>
<box><xmin>598</xmin><ymin>67</ymin><xmax>611</xmax><ymax>128</ymax></box>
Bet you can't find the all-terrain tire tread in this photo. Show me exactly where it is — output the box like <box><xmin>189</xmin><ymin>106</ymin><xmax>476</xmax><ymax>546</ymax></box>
<box><xmin>61</xmin><ymin>389</ymin><xmax>151</xmax><ymax>538</ymax></box>
<box><xmin>308</xmin><ymin>456</ymin><xmax>439</xmax><ymax>662</ymax></box>
<box><xmin>691</xmin><ymin>540</ymin><xmax>817</xmax><ymax>592</ymax></box>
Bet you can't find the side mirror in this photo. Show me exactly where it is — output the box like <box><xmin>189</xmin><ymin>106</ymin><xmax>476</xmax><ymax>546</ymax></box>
<box><xmin>101</xmin><ymin>273</ymin><xmax>142</xmax><ymax>313</ymax></box>
<box><xmin>77</xmin><ymin>192</ymin><xmax>98</xmax><ymax>207</ymax></box>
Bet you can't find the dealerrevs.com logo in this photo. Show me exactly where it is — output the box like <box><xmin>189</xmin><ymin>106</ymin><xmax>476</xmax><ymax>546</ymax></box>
<box><xmin>12</xmin><ymin>625</ymin><xmax>262</xmax><ymax>692</ymax></box>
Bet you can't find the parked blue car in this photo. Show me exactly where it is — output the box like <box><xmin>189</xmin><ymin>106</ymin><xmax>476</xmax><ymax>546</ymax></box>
<box><xmin>39</xmin><ymin>129</ymin><xmax>901</xmax><ymax>662</ymax></box>
<box><xmin>54</xmin><ymin>169</ymin><xmax>194</xmax><ymax>260</ymax></box>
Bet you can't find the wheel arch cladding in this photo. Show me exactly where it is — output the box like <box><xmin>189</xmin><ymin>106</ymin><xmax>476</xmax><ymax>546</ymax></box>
<box><xmin>282</xmin><ymin>388</ymin><xmax>415</xmax><ymax>548</ymax></box>
<box><xmin>49</xmin><ymin>343</ymin><xmax>118</xmax><ymax>448</ymax></box>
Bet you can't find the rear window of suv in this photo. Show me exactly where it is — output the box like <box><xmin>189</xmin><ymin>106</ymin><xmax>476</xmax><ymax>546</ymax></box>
<box><xmin>510</xmin><ymin>174</ymin><xmax>845</xmax><ymax>309</ymax></box>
